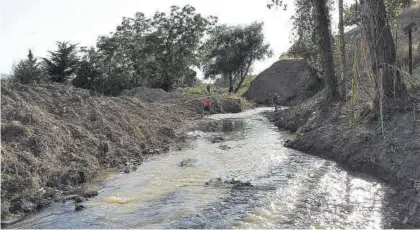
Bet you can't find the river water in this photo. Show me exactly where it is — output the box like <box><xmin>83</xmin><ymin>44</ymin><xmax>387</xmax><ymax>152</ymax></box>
<box><xmin>10</xmin><ymin>108</ymin><xmax>395</xmax><ymax>229</ymax></box>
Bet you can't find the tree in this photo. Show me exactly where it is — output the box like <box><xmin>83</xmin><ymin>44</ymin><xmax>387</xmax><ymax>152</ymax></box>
<box><xmin>72</xmin><ymin>47</ymin><xmax>104</xmax><ymax>92</ymax></box>
<box><xmin>201</xmin><ymin>22</ymin><xmax>272</xmax><ymax>93</ymax></box>
<box><xmin>360</xmin><ymin>0</ymin><xmax>406</xmax><ymax>102</ymax></box>
<box><xmin>43</xmin><ymin>42</ymin><xmax>79</xmax><ymax>83</ymax></box>
<box><xmin>344</xmin><ymin>0</ymin><xmax>412</xmax><ymax>28</ymax></box>
<box><xmin>344</xmin><ymin>1</ymin><xmax>361</xmax><ymax>27</ymax></box>
<box><xmin>179</xmin><ymin>69</ymin><xmax>198</xmax><ymax>87</ymax></box>
<box><xmin>313</xmin><ymin>0</ymin><xmax>338</xmax><ymax>99</ymax></box>
<box><xmin>338</xmin><ymin>0</ymin><xmax>346</xmax><ymax>99</ymax></box>
<box><xmin>96</xmin><ymin>5</ymin><xmax>217</xmax><ymax>92</ymax></box>
<box><xmin>269</xmin><ymin>0</ymin><xmax>338</xmax><ymax>99</ymax></box>
<box><xmin>12</xmin><ymin>49</ymin><xmax>42</xmax><ymax>84</ymax></box>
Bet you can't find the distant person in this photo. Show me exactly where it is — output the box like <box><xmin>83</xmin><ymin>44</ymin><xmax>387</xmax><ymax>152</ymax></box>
<box><xmin>203</xmin><ymin>96</ymin><xmax>211</xmax><ymax>114</ymax></box>
<box><xmin>206</xmin><ymin>85</ymin><xmax>211</xmax><ymax>94</ymax></box>
<box><xmin>273</xmin><ymin>93</ymin><xmax>279</xmax><ymax>112</ymax></box>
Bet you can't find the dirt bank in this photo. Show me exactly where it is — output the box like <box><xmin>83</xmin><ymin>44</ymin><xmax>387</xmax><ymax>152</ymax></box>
<box><xmin>0</xmin><ymin>82</ymin><xmax>250</xmax><ymax>222</ymax></box>
<box><xmin>243</xmin><ymin>59</ymin><xmax>322</xmax><ymax>105</ymax></box>
<box><xmin>267</xmin><ymin>90</ymin><xmax>420</xmax><ymax>228</ymax></box>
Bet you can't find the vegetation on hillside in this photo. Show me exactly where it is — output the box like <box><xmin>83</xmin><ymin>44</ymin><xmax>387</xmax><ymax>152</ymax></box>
<box><xmin>269</xmin><ymin>0</ymin><xmax>417</xmax><ymax>108</ymax></box>
<box><xmin>12</xmin><ymin>50</ymin><xmax>43</xmax><ymax>84</ymax></box>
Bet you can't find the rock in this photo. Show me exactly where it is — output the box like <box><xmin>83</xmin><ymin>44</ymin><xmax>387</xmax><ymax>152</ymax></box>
<box><xmin>124</xmin><ymin>167</ymin><xmax>130</xmax><ymax>174</ymax></box>
<box><xmin>244</xmin><ymin>59</ymin><xmax>322</xmax><ymax>105</ymax></box>
<box><xmin>37</xmin><ymin>199</ymin><xmax>52</xmax><ymax>209</ymax></box>
<box><xmin>205</xmin><ymin>178</ymin><xmax>253</xmax><ymax>188</ymax></box>
<box><xmin>20</xmin><ymin>199</ymin><xmax>36</xmax><ymax>212</ymax></box>
<box><xmin>179</xmin><ymin>158</ymin><xmax>198</xmax><ymax>167</ymax></box>
<box><xmin>74</xmin><ymin>196</ymin><xmax>86</xmax><ymax>203</ymax></box>
<box><xmin>82</xmin><ymin>190</ymin><xmax>99</xmax><ymax>199</ymax></box>
<box><xmin>211</xmin><ymin>136</ymin><xmax>224</xmax><ymax>143</ymax></box>
<box><xmin>219</xmin><ymin>144</ymin><xmax>231</xmax><ymax>150</ymax></box>
<box><xmin>75</xmin><ymin>203</ymin><xmax>85</xmax><ymax>211</ymax></box>
<box><xmin>52</xmin><ymin>193</ymin><xmax>64</xmax><ymax>202</ymax></box>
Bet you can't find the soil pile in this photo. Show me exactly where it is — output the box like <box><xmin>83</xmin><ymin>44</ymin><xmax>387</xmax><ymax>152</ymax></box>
<box><xmin>122</xmin><ymin>86</ymin><xmax>245</xmax><ymax>114</ymax></box>
<box><xmin>268</xmin><ymin>90</ymin><xmax>420</xmax><ymax>227</ymax></box>
<box><xmin>244</xmin><ymin>59</ymin><xmax>322</xmax><ymax>105</ymax></box>
<box><xmin>0</xmin><ymin>82</ymin><xmax>249</xmax><ymax>221</ymax></box>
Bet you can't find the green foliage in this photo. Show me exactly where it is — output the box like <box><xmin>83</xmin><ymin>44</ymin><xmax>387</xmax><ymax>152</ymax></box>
<box><xmin>177</xmin><ymin>69</ymin><xmax>198</xmax><ymax>88</ymax></box>
<box><xmin>43</xmin><ymin>42</ymin><xmax>79</xmax><ymax>83</ymax></box>
<box><xmin>236</xmin><ymin>75</ymin><xmax>256</xmax><ymax>96</ymax></box>
<box><xmin>343</xmin><ymin>2</ymin><xmax>361</xmax><ymax>27</ymax></box>
<box><xmin>279</xmin><ymin>53</ymin><xmax>302</xmax><ymax>60</ymax></box>
<box><xmin>84</xmin><ymin>5</ymin><xmax>217</xmax><ymax>94</ymax></box>
<box><xmin>201</xmin><ymin>22</ymin><xmax>272</xmax><ymax>93</ymax></box>
<box><xmin>267</xmin><ymin>0</ymin><xmax>288</xmax><ymax>10</ymax></box>
<box><xmin>272</xmin><ymin>0</ymin><xmax>334</xmax><ymax>77</ymax></box>
<box><xmin>72</xmin><ymin>47</ymin><xmax>109</xmax><ymax>94</ymax></box>
<box><xmin>136</xmin><ymin>126</ymin><xmax>145</xmax><ymax>138</ymax></box>
<box><xmin>12</xmin><ymin>50</ymin><xmax>42</xmax><ymax>84</ymax></box>
<box><xmin>186</xmin><ymin>87</ymin><xmax>203</xmax><ymax>94</ymax></box>
<box><xmin>344</xmin><ymin>0</ymin><xmax>412</xmax><ymax>28</ymax></box>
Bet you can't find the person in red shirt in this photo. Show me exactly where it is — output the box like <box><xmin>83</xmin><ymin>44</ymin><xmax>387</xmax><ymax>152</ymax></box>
<box><xmin>203</xmin><ymin>96</ymin><xmax>211</xmax><ymax>114</ymax></box>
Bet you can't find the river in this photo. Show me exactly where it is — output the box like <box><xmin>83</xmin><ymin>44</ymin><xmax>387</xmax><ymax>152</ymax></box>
<box><xmin>9</xmin><ymin>108</ymin><xmax>396</xmax><ymax>229</ymax></box>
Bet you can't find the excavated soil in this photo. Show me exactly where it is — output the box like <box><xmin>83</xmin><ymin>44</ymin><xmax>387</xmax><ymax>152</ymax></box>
<box><xmin>267</xmin><ymin>89</ymin><xmax>420</xmax><ymax>228</ymax></box>
<box><xmin>0</xmin><ymin>82</ymin><xmax>250</xmax><ymax>222</ymax></box>
<box><xmin>243</xmin><ymin>59</ymin><xmax>323</xmax><ymax>105</ymax></box>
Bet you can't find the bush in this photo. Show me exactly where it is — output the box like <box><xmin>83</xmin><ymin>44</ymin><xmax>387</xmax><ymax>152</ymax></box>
<box><xmin>187</xmin><ymin>87</ymin><xmax>203</xmax><ymax>94</ymax></box>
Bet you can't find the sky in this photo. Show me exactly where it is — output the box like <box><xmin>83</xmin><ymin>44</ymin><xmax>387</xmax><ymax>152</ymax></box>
<box><xmin>0</xmin><ymin>0</ymin><xmax>350</xmax><ymax>77</ymax></box>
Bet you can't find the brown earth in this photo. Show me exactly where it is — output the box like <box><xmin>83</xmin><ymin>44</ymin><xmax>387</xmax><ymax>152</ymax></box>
<box><xmin>0</xmin><ymin>82</ymin><xmax>250</xmax><ymax>222</ymax></box>
<box><xmin>243</xmin><ymin>59</ymin><xmax>323</xmax><ymax>105</ymax></box>
<box><xmin>267</xmin><ymin>89</ymin><xmax>420</xmax><ymax>228</ymax></box>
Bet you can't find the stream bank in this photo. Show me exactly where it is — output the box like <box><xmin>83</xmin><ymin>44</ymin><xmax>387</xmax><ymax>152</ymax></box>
<box><xmin>267</xmin><ymin>91</ymin><xmax>420</xmax><ymax>228</ymax></box>
<box><xmin>0</xmin><ymin>82</ymin><xmax>251</xmax><ymax>223</ymax></box>
<box><xmin>6</xmin><ymin>108</ymin><xmax>398</xmax><ymax>229</ymax></box>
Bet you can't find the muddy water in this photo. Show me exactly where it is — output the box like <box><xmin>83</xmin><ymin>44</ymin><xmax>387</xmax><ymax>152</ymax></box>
<box><xmin>10</xmin><ymin>108</ymin><xmax>396</xmax><ymax>229</ymax></box>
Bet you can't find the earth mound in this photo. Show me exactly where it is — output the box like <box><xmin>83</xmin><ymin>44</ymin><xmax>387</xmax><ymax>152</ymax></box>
<box><xmin>244</xmin><ymin>59</ymin><xmax>322</xmax><ymax>105</ymax></box>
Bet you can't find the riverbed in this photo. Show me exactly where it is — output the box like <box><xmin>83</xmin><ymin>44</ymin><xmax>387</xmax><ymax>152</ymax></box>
<box><xmin>9</xmin><ymin>108</ymin><xmax>396</xmax><ymax>229</ymax></box>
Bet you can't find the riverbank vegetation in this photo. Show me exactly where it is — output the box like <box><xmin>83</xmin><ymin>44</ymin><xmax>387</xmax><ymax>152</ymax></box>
<box><xmin>266</xmin><ymin>0</ymin><xmax>420</xmax><ymax>227</ymax></box>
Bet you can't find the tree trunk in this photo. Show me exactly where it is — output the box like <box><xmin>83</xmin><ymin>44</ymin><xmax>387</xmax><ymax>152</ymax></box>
<box><xmin>338</xmin><ymin>0</ymin><xmax>346</xmax><ymax>100</ymax></box>
<box><xmin>228</xmin><ymin>74</ymin><xmax>233</xmax><ymax>93</ymax></box>
<box><xmin>233</xmin><ymin>60</ymin><xmax>253</xmax><ymax>93</ymax></box>
<box><xmin>360</xmin><ymin>0</ymin><xmax>406</xmax><ymax>101</ymax></box>
<box><xmin>233</xmin><ymin>75</ymin><xmax>246</xmax><ymax>94</ymax></box>
<box><xmin>313</xmin><ymin>0</ymin><xmax>338</xmax><ymax>100</ymax></box>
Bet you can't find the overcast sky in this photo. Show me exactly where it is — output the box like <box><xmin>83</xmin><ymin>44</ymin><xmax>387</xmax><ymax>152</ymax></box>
<box><xmin>0</xmin><ymin>0</ymin><xmax>349</xmax><ymax>77</ymax></box>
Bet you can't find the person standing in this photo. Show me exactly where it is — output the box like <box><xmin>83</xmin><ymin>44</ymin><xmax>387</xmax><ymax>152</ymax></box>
<box><xmin>203</xmin><ymin>96</ymin><xmax>211</xmax><ymax>115</ymax></box>
<box><xmin>273</xmin><ymin>93</ymin><xmax>278</xmax><ymax>112</ymax></box>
